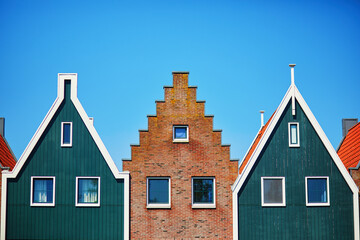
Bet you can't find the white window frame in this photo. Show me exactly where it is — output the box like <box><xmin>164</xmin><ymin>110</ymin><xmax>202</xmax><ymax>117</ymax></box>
<box><xmin>173</xmin><ymin>125</ymin><xmax>189</xmax><ymax>143</ymax></box>
<box><xmin>261</xmin><ymin>177</ymin><xmax>286</xmax><ymax>207</ymax></box>
<box><xmin>30</xmin><ymin>176</ymin><xmax>56</xmax><ymax>207</ymax></box>
<box><xmin>61</xmin><ymin>122</ymin><xmax>73</xmax><ymax>147</ymax></box>
<box><xmin>146</xmin><ymin>177</ymin><xmax>171</xmax><ymax>209</ymax></box>
<box><xmin>288</xmin><ymin>122</ymin><xmax>300</xmax><ymax>147</ymax></box>
<box><xmin>305</xmin><ymin>176</ymin><xmax>330</xmax><ymax>207</ymax></box>
<box><xmin>75</xmin><ymin>177</ymin><xmax>101</xmax><ymax>207</ymax></box>
<box><xmin>192</xmin><ymin>177</ymin><xmax>216</xmax><ymax>209</ymax></box>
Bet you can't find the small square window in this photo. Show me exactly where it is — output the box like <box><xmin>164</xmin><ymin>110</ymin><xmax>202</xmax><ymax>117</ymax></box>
<box><xmin>192</xmin><ymin>177</ymin><xmax>215</xmax><ymax>208</ymax></box>
<box><xmin>288</xmin><ymin>122</ymin><xmax>300</xmax><ymax>147</ymax></box>
<box><xmin>173</xmin><ymin>126</ymin><xmax>189</xmax><ymax>142</ymax></box>
<box><xmin>305</xmin><ymin>177</ymin><xmax>329</xmax><ymax>206</ymax></box>
<box><xmin>76</xmin><ymin>177</ymin><xmax>100</xmax><ymax>207</ymax></box>
<box><xmin>31</xmin><ymin>176</ymin><xmax>55</xmax><ymax>207</ymax></box>
<box><xmin>61</xmin><ymin>122</ymin><xmax>72</xmax><ymax>147</ymax></box>
<box><xmin>261</xmin><ymin>177</ymin><xmax>286</xmax><ymax>207</ymax></box>
<box><xmin>147</xmin><ymin>177</ymin><xmax>171</xmax><ymax>208</ymax></box>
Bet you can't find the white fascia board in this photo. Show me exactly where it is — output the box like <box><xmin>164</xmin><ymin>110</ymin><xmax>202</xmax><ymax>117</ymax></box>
<box><xmin>0</xmin><ymin>74</ymin><xmax>130</xmax><ymax>240</ymax></box>
<box><xmin>233</xmin><ymin>85</ymin><xmax>293</xmax><ymax>195</ymax></box>
<box><xmin>293</xmin><ymin>87</ymin><xmax>359</xmax><ymax>239</ymax></box>
<box><xmin>232</xmin><ymin>86</ymin><xmax>293</xmax><ymax>240</ymax></box>
<box><xmin>294</xmin><ymin>87</ymin><xmax>359</xmax><ymax>193</ymax></box>
<box><xmin>232</xmin><ymin>84</ymin><xmax>359</xmax><ymax>240</ymax></box>
<box><xmin>238</xmin><ymin>126</ymin><xmax>263</xmax><ymax>170</ymax></box>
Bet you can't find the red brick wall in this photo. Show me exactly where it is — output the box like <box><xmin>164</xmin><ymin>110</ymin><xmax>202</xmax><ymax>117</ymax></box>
<box><xmin>123</xmin><ymin>72</ymin><xmax>238</xmax><ymax>239</ymax></box>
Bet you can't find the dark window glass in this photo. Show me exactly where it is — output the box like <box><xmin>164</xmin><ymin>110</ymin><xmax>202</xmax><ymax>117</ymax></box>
<box><xmin>78</xmin><ymin>179</ymin><xmax>99</xmax><ymax>203</ymax></box>
<box><xmin>148</xmin><ymin>179</ymin><xmax>169</xmax><ymax>204</ymax></box>
<box><xmin>33</xmin><ymin>179</ymin><xmax>53</xmax><ymax>203</ymax></box>
<box><xmin>307</xmin><ymin>178</ymin><xmax>327</xmax><ymax>203</ymax></box>
<box><xmin>263</xmin><ymin>179</ymin><xmax>283</xmax><ymax>204</ymax></box>
<box><xmin>174</xmin><ymin>127</ymin><xmax>187</xmax><ymax>139</ymax></box>
<box><xmin>63</xmin><ymin>123</ymin><xmax>71</xmax><ymax>144</ymax></box>
<box><xmin>193</xmin><ymin>179</ymin><xmax>214</xmax><ymax>204</ymax></box>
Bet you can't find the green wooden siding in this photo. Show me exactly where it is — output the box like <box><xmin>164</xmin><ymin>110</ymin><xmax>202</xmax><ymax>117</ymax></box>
<box><xmin>238</xmin><ymin>101</ymin><xmax>354</xmax><ymax>240</ymax></box>
<box><xmin>6</xmin><ymin>81</ymin><xmax>125</xmax><ymax>240</ymax></box>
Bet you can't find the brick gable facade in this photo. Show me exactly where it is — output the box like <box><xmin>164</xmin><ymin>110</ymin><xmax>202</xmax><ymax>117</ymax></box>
<box><xmin>123</xmin><ymin>72</ymin><xmax>238</xmax><ymax>239</ymax></box>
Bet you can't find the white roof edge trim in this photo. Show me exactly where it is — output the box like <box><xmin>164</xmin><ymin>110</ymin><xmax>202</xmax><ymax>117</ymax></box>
<box><xmin>2</xmin><ymin>73</ymin><xmax>131</xmax><ymax>239</ymax></box>
<box><xmin>7</xmin><ymin>74</ymin><xmax>126</xmax><ymax>180</ymax></box>
<box><xmin>238</xmin><ymin>126</ymin><xmax>263</xmax><ymax>170</ymax></box>
<box><xmin>232</xmin><ymin>85</ymin><xmax>293</xmax><ymax>193</ymax></box>
<box><xmin>232</xmin><ymin>83</ymin><xmax>359</xmax><ymax>240</ymax></box>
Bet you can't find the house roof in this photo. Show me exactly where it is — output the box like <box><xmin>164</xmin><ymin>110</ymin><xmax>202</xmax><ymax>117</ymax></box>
<box><xmin>238</xmin><ymin>111</ymin><xmax>275</xmax><ymax>174</ymax></box>
<box><xmin>7</xmin><ymin>74</ymin><xmax>128</xmax><ymax>179</ymax></box>
<box><xmin>232</xmin><ymin>66</ymin><xmax>359</xmax><ymax>240</ymax></box>
<box><xmin>0</xmin><ymin>135</ymin><xmax>16</xmax><ymax>170</ymax></box>
<box><xmin>338</xmin><ymin>122</ymin><xmax>360</xmax><ymax>170</ymax></box>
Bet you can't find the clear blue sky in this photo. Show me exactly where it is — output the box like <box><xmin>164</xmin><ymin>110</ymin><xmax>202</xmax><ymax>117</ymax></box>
<box><xmin>1</xmin><ymin>0</ymin><xmax>359</xmax><ymax>171</ymax></box>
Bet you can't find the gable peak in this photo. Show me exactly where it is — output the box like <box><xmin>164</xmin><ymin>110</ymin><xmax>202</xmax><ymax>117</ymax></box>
<box><xmin>57</xmin><ymin>73</ymin><xmax>78</xmax><ymax>100</ymax></box>
<box><xmin>172</xmin><ymin>71</ymin><xmax>189</xmax><ymax>88</ymax></box>
<box><xmin>289</xmin><ymin>64</ymin><xmax>296</xmax><ymax>86</ymax></box>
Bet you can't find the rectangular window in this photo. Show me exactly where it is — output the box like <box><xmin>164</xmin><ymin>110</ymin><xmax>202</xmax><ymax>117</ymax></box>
<box><xmin>147</xmin><ymin>177</ymin><xmax>171</xmax><ymax>208</ymax></box>
<box><xmin>261</xmin><ymin>177</ymin><xmax>286</xmax><ymax>207</ymax></box>
<box><xmin>288</xmin><ymin>122</ymin><xmax>300</xmax><ymax>147</ymax></box>
<box><xmin>192</xmin><ymin>177</ymin><xmax>215</xmax><ymax>208</ymax></box>
<box><xmin>76</xmin><ymin>177</ymin><xmax>100</xmax><ymax>207</ymax></box>
<box><xmin>305</xmin><ymin>177</ymin><xmax>330</xmax><ymax>206</ymax></box>
<box><xmin>31</xmin><ymin>176</ymin><xmax>55</xmax><ymax>207</ymax></box>
<box><xmin>173</xmin><ymin>125</ymin><xmax>189</xmax><ymax>142</ymax></box>
<box><xmin>61</xmin><ymin>122</ymin><xmax>72</xmax><ymax>147</ymax></box>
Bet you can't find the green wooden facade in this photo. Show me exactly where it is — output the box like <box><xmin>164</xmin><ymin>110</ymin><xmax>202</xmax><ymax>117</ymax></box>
<box><xmin>237</xmin><ymin>101</ymin><xmax>354</xmax><ymax>239</ymax></box>
<box><xmin>5</xmin><ymin>80</ymin><xmax>126</xmax><ymax>240</ymax></box>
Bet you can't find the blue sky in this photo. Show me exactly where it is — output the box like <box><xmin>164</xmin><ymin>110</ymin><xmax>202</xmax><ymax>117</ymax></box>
<box><xmin>1</xmin><ymin>0</ymin><xmax>359</xmax><ymax>171</ymax></box>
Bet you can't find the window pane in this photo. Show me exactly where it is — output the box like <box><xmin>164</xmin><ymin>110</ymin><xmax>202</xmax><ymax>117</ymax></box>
<box><xmin>193</xmin><ymin>179</ymin><xmax>214</xmax><ymax>204</ymax></box>
<box><xmin>263</xmin><ymin>179</ymin><xmax>283</xmax><ymax>204</ymax></box>
<box><xmin>148</xmin><ymin>179</ymin><xmax>169</xmax><ymax>204</ymax></box>
<box><xmin>308</xmin><ymin>178</ymin><xmax>327</xmax><ymax>203</ymax></box>
<box><xmin>33</xmin><ymin>179</ymin><xmax>53</xmax><ymax>203</ymax></box>
<box><xmin>290</xmin><ymin>124</ymin><xmax>298</xmax><ymax>144</ymax></box>
<box><xmin>78</xmin><ymin>179</ymin><xmax>98</xmax><ymax>203</ymax></box>
<box><xmin>174</xmin><ymin>127</ymin><xmax>187</xmax><ymax>139</ymax></box>
<box><xmin>63</xmin><ymin>123</ymin><xmax>71</xmax><ymax>144</ymax></box>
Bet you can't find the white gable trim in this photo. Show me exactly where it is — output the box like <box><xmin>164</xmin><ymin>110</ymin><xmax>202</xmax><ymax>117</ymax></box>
<box><xmin>1</xmin><ymin>74</ymin><xmax>130</xmax><ymax>240</ymax></box>
<box><xmin>232</xmin><ymin>84</ymin><xmax>359</xmax><ymax>240</ymax></box>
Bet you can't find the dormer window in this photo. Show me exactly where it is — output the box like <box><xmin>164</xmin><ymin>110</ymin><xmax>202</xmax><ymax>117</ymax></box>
<box><xmin>61</xmin><ymin>122</ymin><xmax>72</xmax><ymax>147</ymax></box>
<box><xmin>288</xmin><ymin>122</ymin><xmax>299</xmax><ymax>147</ymax></box>
<box><xmin>173</xmin><ymin>126</ymin><xmax>189</xmax><ymax>142</ymax></box>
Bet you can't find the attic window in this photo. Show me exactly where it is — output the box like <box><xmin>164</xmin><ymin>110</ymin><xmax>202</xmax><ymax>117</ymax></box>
<box><xmin>61</xmin><ymin>122</ymin><xmax>72</xmax><ymax>147</ymax></box>
<box><xmin>288</xmin><ymin>122</ymin><xmax>299</xmax><ymax>147</ymax></box>
<box><xmin>173</xmin><ymin>126</ymin><xmax>189</xmax><ymax>142</ymax></box>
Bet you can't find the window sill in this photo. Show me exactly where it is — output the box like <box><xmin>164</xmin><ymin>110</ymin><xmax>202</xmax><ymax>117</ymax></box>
<box><xmin>76</xmin><ymin>203</ymin><xmax>100</xmax><ymax>207</ymax></box>
<box><xmin>289</xmin><ymin>144</ymin><xmax>300</xmax><ymax>148</ymax></box>
<box><xmin>173</xmin><ymin>139</ymin><xmax>189</xmax><ymax>143</ymax></box>
<box><xmin>61</xmin><ymin>144</ymin><xmax>72</xmax><ymax>147</ymax></box>
<box><xmin>261</xmin><ymin>203</ymin><xmax>286</xmax><ymax>207</ymax></box>
<box><xmin>30</xmin><ymin>203</ymin><xmax>55</xmax><ymax>207</ymax></box>
<box><xmin>306</xmin><ymin>202</ymin><xmax>330</xmax><ymax>207</ymax></box>
<box><xmin>192</xmin><ymin>203</ymin><xmax>216</xmax><ymax>209</ymax></box>
<box><xmin>147</xmin><ymin>204</ymin><xmax>171</xmax><ymax>209</ymax></box>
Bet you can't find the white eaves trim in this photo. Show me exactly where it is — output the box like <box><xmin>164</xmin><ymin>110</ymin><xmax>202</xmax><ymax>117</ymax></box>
<box><xmin>232</xmin><ymin>84</ymin><xmax>359</xmax><ymax>240</ymax></box>
<box><xmin>1</xmin><ymin>74</ymin><xmax>130</xmax><ymax>240</ymax></box>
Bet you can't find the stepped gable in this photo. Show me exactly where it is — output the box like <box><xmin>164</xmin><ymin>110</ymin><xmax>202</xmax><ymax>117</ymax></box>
<box><xmin>123</xmin><ymin>72</ymin><xmax>238</xmax><ymax>239</ymax></box>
